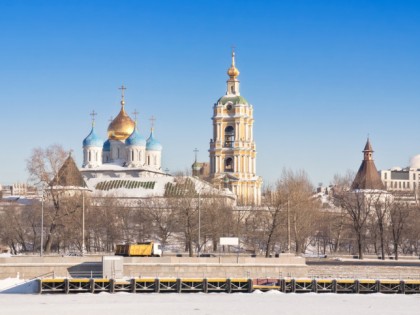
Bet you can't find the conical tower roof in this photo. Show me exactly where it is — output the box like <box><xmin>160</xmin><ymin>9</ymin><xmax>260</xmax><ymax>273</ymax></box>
<box><xmin>351</xmin><ymin>139</ymin><xmax>384</xmax><ymax>190</ymax></box>
<box><xmin>50</xmin><ymin>154</ymin><xmax>87</xmax><ymax>188</ymax></box>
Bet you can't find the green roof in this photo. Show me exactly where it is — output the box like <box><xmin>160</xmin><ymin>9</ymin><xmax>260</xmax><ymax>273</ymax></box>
<box><xmin>217</xmin><ymin>95</ymin><xmax>249</xmax><ymax>105</ymax></box>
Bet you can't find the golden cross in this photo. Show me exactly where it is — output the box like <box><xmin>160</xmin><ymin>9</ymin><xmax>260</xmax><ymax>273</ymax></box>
<box><xmin>119</xmin><ymin>84</ymin><xmax>127</xmax><ymax>99</ymax></box>
<box><xmin>193</xmin><ymin>148</ymin><xmax>199</xmax><ymax>162</ymax></box>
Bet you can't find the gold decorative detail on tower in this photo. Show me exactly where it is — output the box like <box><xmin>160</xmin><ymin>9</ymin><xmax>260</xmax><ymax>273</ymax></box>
<box><xmin>227</xmin><ymin>49</ymin><xmax>240</xmax><ymax>78</ymax></box>
<box><xmin>107</xmin><ymin>85</ymin><xmax>135</xmax><ymax>141</ymax></box>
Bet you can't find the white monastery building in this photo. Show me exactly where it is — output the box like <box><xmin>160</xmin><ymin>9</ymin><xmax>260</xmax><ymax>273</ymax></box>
<box><xmin>379</xmin><ymin>154</ymin><xmax>420</xmax><ymax>192</ymax></box>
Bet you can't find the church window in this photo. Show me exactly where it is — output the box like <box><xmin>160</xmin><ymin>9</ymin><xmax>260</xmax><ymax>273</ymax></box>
<box><xmin>224</xmin><ymin>126</ymin><xmax>234</xmax><ymax>148</ymax></box>
<box><xmin>154</xmin><ymin>156</ymin><xmax>157</xmax><ymax>165</ymax></box>
<box><xmin>413</xmin><ymin>174</ymin><xmax>416</xmax><ymax>180</ymax></box>
<box><xmin>147</xmin><ymin>156</ymin><xmax>150</xmax><ymax>165</ymax></box>
<box><xmin>117</xmin><ymin>148</ymin><xmax>120</xmax><ymax>159</ymax></box>
<box><xmin>88</xmin><ymin>151</ymin><xmax>91</xmax><ymax>162</ymax></box>
<box><xmin>225</xmin><ymin>157</ymin><xmax>234</xmax><ymax>172</ymax></box>
<box><xmin>384</xmin><ymin>173</ymin><xmax>387</xmax><ymax>180</ymax></box>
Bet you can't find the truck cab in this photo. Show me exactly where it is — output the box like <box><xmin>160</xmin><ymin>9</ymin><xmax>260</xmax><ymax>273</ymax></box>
<box><xmin>153</xmin><ymin>243</ymin><xmax>162</xmax><ymax>257</ymax></box>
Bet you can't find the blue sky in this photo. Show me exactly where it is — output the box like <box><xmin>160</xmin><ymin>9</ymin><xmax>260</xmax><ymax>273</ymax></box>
<box><xmin>1</xmin><ymin>0</ymin><xmax>420</xmax><ymax>187</ymax></box>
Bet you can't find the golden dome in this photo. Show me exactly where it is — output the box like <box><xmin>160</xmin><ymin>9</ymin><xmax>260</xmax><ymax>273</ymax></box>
<box><xmin>107</xmin><ymin>100</ymin><xmax>135</xmax><ymax>141</ymax></box>
<box><xmin>227</xmin><ymin>50</ymin><xmax>240</xmax><ymax>78</ymax></box>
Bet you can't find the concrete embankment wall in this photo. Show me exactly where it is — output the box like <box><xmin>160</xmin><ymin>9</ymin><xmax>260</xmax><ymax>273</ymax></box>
<box><xmin>124</xmin><ymin>255</ymin><xmax>307</xmax><ymax>278</ymax></box>
<box><xmin>0</xmin><ymin>255</ymin><xmax>307</xmax><ymax>279</ymax></box>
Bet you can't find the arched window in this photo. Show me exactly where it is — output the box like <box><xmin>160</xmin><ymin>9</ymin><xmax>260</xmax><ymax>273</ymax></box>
<box><xmin>131</xmin><ymin>151</ymin><xmax>134</xmax><ymax>161</ymax></box>
<box><xmin>225</xmin><ymin>157</ymin><xmax>234</xmax><ymax>172</ymax></box>
<box><xmin>88</xmin><ymin>151</ymin><xmax>91</xmax><ymax>162</ymax></box>
<box><xmin>224</xmin><ymin>126</ymin><xmax>234</xmax><ymax>148</ymax></box>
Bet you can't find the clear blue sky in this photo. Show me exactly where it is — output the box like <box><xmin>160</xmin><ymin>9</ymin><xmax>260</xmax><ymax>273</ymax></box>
<box><xmin>1</xmin><ymin>0</ymin><xmax>420</xmax><ymax>187</ymax></box>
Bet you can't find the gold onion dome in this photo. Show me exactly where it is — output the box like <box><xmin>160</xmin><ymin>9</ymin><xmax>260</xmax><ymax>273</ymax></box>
<box><xmin>107</xmin><ymin>99</ymin><xmax>135</xmax><ymax>141</ymax></box>
<box><xmin>227</xmin><ymin>50</ymin><xmax>240</xmax><ymax>78</ymax></box>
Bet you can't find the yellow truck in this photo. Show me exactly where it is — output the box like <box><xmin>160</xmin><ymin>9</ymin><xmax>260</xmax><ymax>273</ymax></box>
<box><xmin>115</xmin><ymin>242</ymin><xmax>162</xmax><ymax>257</ymax></box>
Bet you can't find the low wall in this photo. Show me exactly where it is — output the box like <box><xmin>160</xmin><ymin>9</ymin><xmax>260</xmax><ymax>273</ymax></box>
<box><xmin>0</xmin><ymin>255</ymin><xmax>307</xmax><ymax>279</ymax></box>
<box><xmin>124</xmin><ymin>255</ymin><xmax>307</xmax><ymax>278</ymax></box>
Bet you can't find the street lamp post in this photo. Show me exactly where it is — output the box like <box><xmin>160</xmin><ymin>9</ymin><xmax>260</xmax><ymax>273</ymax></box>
<box><xmin>82</xmin><ymin>191</ymin><xmax>86</xmax><ymax>256</ymax></box>
<box><xmin>197</xmin><ymin>191</ymin><xmax>201</xmax><ymax>257</ymax></box>
<box><xmin>40</xmin><ymin>193</ymin><xmax>44</xmax><ymax>257</ymax></box>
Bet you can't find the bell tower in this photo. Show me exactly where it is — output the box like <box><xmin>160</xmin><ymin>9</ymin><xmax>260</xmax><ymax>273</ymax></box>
<box><xmin>209</xmin><ymin>50</ymin><xmax>262</xmax><ymax>205</ymax></box>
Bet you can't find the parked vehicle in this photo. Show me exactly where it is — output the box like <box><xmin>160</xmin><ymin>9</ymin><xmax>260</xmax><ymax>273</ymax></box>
<box><xmin>115</xmin><ymin>242</ymin><xmax>162</xmax><ymax>257</ymax></box>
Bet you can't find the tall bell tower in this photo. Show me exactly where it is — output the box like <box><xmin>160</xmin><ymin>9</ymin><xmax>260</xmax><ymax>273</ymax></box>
<box><xmin>209</xmin><ymin>50</ymin><xmax>262</xmax><ymax>205</ymax></box>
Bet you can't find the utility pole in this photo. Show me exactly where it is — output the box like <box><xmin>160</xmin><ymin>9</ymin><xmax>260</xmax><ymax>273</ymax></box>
<box><xmin>197</xmin><ymin>191</ymin><xmax>201</xmax><ymax>257</ymax></box>
<box><xmin>287</xmin><ymin>198</ymin><xmax>291</xmax><ymax>253</ymax></box>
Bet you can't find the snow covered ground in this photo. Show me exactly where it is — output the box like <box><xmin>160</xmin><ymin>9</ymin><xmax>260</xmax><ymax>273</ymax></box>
<box><xmin>0</xmin><ymin>291</ymin><xmax>419</xmax><ymax>315</ymax></box>
<box><xmin>1</xmin><ymin>278</ymin><xmax>419</xmax><ymax>314</ymax></box>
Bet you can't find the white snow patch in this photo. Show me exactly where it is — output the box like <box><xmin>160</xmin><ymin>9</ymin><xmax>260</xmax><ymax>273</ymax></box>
<box><xmin>0</xmin><ymin>277</ymin><xmax>38</xmax><ymax>293</ymax></box>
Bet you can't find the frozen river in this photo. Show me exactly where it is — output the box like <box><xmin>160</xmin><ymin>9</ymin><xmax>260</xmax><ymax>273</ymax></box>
<box><xmin>0</xmin><ymin>292</ymin><xmax>419</xmax><ymax>315</ymax></box>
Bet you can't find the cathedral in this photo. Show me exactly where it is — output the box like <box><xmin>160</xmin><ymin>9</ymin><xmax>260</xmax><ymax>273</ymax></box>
<box><xmin>208</xmin><ymin>51</ymin><xmax>262</xmax><ymax>205</ymax></box>
<box><xmin>80</xmin><ymin>86</ymin><xmax>236</xmax><ymax>202</ymax></box>
<box><xmin>82</xmin><ymin>86</ymin><xmax>163</xmax><ymax>174</ymax></box>
<box><xmin>78</xmin><ymin>52</ymin><xmax>261</xmax><ymax>204</ymax></box>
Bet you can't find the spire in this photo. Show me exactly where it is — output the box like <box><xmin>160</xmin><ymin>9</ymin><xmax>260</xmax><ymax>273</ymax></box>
<box><xmin>363</xmin><ymin>138</ymin><xmax>373</xmax><ymax>161</ymax></box>
<box><xmin>226</xmin><ymin>48</ymin><xmax>240</xmax><ymax>96</ymax></box>
<box><xmin>351</xmin><ymin>138</ymin><xmax>384</xmax><ymax>190</ymax></box>
<box><xmin>227</xmin><ymin>47</ymin><xmax>240</xmax><ymax>79</ymax></box>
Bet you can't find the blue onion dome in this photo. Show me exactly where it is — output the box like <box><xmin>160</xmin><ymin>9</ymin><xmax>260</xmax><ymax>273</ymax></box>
<box><xmin>125</xmin><ymin>127</ymin><xmax>146</xmax><ymax>146</ymax></box>
<box><xmin>83</xmin><ymin>127</ymin><xmax>103</xmax><ymax>147</ymax></box>
<box><xmin>103</xmin><ymin>139</ymin><xmax>111</xmax><ymax>152</ymax></box>
<box><xmin>146</xmin><ymin>130</ymin><xmax>162</xmax><ymax>151</ymax></box>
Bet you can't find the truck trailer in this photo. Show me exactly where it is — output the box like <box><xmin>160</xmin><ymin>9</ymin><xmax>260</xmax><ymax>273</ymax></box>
<box><xmin>115</xmin><ymin>242</ymin><xmax>162</xmax><ymax>257</ymax></box>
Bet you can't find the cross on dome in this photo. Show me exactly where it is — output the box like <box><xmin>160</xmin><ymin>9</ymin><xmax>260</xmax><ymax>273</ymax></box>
<box><xmin>149</xmin><ymin>115</ymin><xmax>156</xmax><ymax>131</ymax></box>
<box><xmin>90</xmin><ymin>110</ymin><xmax>97</xmax><ymax>126</ymax></box>
<box><xmin>119</xmin><ymin>84</ymin><xmax>127</xmax><ymax>105</ymax></box>
<box><xmin>132</xmin><ymin>109</ymin><xmax>139</xmax><ymax>125</ymax></box>
<box><xmin>193</xmin><ymin>148</ymin><xmax>199</xmax><ymax>162</ymax></box>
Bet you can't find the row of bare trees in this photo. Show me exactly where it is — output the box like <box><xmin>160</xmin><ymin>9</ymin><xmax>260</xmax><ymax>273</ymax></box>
<box><xmin>1</xmin><ymin>144</ymin><xmax>420</xmax><ymax>259</ymax></box>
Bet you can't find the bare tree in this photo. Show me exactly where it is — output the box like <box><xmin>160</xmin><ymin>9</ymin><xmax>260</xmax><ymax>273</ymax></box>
<box><xmin>26</xmin><ymin>144</ymin><xmax>86</xmax><ymax>253</ymax></box>
<box><xmin>389</xmin><ymin>200</ymin><xmax>411</xmax><ymax>260</ymax></box>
